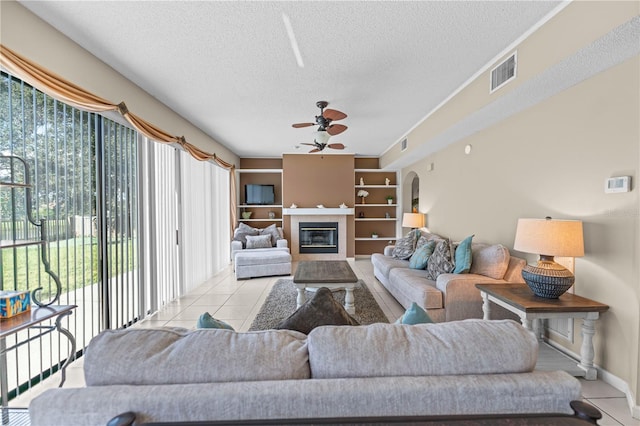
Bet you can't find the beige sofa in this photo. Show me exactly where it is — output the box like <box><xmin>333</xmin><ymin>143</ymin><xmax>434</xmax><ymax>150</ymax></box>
<box><xmin>371</xmin><ymin>233</ymin><xmax>526</xmax><ymax>322</ymax></box>
<box><xmin>29</xmin><ymin>320</ymin><xmax>581</xmax><ymax>425</ymax></box>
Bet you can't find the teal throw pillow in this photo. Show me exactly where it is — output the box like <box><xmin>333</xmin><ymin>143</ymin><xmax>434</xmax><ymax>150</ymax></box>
<box><xmin>453</xmin><ymin>234</ymin><xmax>474</xmax><ymax>274</ymax></box>
<box><xmin>197</xmin><ymin>312</ymin><xmax>235</xmax><ymax>330</ymax></box>
<box><xmin>409</xmin><ymin>240</ymin><xmax>436</xmax><ymax>269</ymax></box>
<box><xmin>395</xmin><ymin>302</ymin><xmax>433</xmax><ymax>324</ymax></box>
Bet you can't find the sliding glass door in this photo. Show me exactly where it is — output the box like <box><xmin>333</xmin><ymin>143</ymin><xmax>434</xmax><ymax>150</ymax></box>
<box><xmin>0</xmin><ymin>71</ymin><xmax>230</xmax><ymax>403</ymax></box>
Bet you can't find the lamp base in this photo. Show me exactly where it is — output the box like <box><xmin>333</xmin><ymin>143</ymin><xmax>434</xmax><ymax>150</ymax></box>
<box><xmin>522</xmin><ymin>259</ymin><xmax>574</xmax><ymax>299</ymax></box>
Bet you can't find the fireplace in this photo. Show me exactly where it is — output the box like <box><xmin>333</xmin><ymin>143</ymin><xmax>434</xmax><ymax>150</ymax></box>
<box><xmin>284</xmin><ymin>208</ymin><xmax>353</xmax><ymax>261</ymax></box>
<box><xmin>299</xmin><ymin>222</ymin><xmax>338</xmax><ymax>254</ymax></box>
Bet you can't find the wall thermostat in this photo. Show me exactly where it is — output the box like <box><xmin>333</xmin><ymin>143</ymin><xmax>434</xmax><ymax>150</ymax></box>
<box><xmin>605</xmin><ymin>176</ymin><xmax>631</xmax><ymax>193</ymax></box>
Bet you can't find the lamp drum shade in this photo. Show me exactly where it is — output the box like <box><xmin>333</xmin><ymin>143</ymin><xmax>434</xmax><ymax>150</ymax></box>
<box><xmin>402</xmin><ymin>213</ymin><xmax>424</xmax><ymax>229</ymax></box>
<box><xmin>513</xmin><ymin>218</ymin><xmax>584</xmax><ymax>257</ymax></box>
<box><xmin>514</xmin><ymin>217</ymin><xmax>584</xmax><ymax>299</ymax></box>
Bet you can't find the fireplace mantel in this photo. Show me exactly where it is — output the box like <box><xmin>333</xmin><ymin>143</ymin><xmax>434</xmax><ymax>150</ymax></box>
<box><xmin>283</xmin><ymin>208</ymin><xmax>354</xmax><ymax>216</ymax></box>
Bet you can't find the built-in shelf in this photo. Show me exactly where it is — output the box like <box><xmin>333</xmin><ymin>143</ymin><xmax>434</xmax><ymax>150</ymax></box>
<box><xmin>237</xmin><ymin>169</ymin><xmax>283</xmax><ymax>174</ymax></box>
<box><xmin>236</xmin><ymin>169</ymin><xmax>283</xmax><ymax>228</ymax></box>
<box><xmin>354</xmin><ymin>169</ymin><xmax>399</xmax><ymax>256</ymax></box>
<box><xmin>283</xmin><ymin>208</ymin><xmax>354</xmax><ymax>216</ymax></box>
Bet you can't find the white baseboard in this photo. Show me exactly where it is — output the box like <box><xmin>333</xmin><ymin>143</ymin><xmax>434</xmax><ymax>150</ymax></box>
<box><xmin>598</xmin><ymin>368</ymin><xmax>640</xmax><ymax>420</ymax></box>
<box><xmin>545</xmin><ymin>339</ymin><xmax>639</xmax><ymax>420</ymax></box>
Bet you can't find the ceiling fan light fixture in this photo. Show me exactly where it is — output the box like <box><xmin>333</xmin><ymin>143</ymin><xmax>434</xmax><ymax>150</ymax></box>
<box><xmin>313</xmin><ymin>130</ymin><xmax>331</xmax><ymax>145</ymax></box>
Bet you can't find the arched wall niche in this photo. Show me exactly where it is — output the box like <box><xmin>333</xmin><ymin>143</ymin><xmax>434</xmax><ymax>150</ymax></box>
<box><xmin>402</xmin><ymin>170</ymin><xmax>420</xmax><ymax>229</ymax></box>
<box><xmin>411</xmin><ymin>176</ymin><xmax>419</xmax><ymax>213</ymax></box>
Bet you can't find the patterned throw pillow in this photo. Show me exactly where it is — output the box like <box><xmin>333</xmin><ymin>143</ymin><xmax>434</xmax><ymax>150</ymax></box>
<box><xmin>391</xmin><ymin>230</ymin><xmax>419</xmax><ymax>260</ymax></box>
<box><xmin>425</xmin><ymin>239</ymin><xmax>456</xmax><ymax>280</ymax></box>
<box><xmin>259</xmin><ymin>223</ymin><xmax>280</xmax><ymax>246</ymax></box>
<box><xmin>245</xmin><ymin>234</ymin><xmax>273</xmax><ymax>249</ymax></box>
<box><xmin>409</xmin><ymin>240</ymin><xmax>437</xmax><ymax>269</ymax></box>
<box><xmin>233</xmin><ymin>222</ymin><xmax>259</xmax><ymax>248</ymax></box>
<box><xmin>415</xmin><ymin>236</ymin><xmax>429</xmax><ymax>250</ymax></box>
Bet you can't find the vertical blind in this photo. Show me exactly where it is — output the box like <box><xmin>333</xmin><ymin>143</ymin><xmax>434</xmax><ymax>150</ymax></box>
<box><xmin>1</xmin><ymin>71</ymin><xmax>231</xmax><ymax>403</ymax></box>
<box><xmin>179</xmin><ymin>151</ymin><xmax>230</xmax><ymax>293</ymax></box>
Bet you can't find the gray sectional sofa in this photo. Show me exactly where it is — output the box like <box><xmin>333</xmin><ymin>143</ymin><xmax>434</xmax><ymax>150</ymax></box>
<box><xmin>29</xmin><ymin>320</ymin><xmax>581</xmax><ymax>425</ymax></box>
<box><xmin>372</xmin><ymin>232</ymin><xmax>526</xmax><ymax>322</ymax></box>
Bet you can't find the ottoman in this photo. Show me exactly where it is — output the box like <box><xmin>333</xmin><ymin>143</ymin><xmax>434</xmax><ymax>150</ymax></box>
<box><xmin>234</xmin><ymin>249</ymin><xmax>292</xmax><ymax>279</ymax></box>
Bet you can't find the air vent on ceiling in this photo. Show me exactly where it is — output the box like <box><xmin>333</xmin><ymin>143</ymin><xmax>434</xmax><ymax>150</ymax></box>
<box><xmin>401</xmin><ymin>138</ymin><xmax>408</xmax><ymax>151</ymax></box>
<box><xmin>490</xmin><ymin>52</ymin><xmax>517</xmax><ymax>93</ymax></box>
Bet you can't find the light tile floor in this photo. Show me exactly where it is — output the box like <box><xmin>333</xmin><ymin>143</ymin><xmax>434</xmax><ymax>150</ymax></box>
<box><xmin>10</xmin><ymin>259</ymin><xmax>638</xmax><ymax>425</ymax></box>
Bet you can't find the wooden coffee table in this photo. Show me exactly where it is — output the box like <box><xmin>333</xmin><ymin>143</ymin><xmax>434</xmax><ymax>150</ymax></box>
<box><xmin>293</xmin><ymin>261</ymin><xmax>359</xmax><ymax>314</ymax></box>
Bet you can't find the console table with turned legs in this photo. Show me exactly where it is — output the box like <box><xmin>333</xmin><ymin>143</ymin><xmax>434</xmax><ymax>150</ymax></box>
<box><xmin>475</xmin><ymin>283</ymin><xmax>608</xmax><ymax>380</ymax></box>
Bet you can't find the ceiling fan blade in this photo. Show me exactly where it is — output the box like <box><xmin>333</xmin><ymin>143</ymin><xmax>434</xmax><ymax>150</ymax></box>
<box><xmin>309</xmin><ymin>148</ymin><xmax>321</xmax><ymax>153</ymax></box>
<box><xmin>323</xmin><ymin>109</ymin><xmax>347</xmax><ymax>121</ymax></box>
<box><xmin>326</xmin><ymin>124</ymin><xmax>347</xmax><ymax>136</ymax></box>
<box><xmin>292</xmin><ymin>122</ymin><xmax>315</xmax><ymax>128</ymax></box>
<box><xmin>327</xmin><ymin>143</ymin><xmax>345</xmax><ymax>150</ymax></box>
<box><xmin>300</xmin><ymin>142</ymin><xmax>316</xmax><ymax>146</ymax></box>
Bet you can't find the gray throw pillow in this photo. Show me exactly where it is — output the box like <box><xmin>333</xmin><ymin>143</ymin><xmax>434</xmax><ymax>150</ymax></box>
<box><xmin>233</xmin><ymin>222</ymin><xmax>259</xmax><ymax>248</ymax></box>
<box><xmin>425</xmin><ymin>239</ymin><xmax>456</xmax><ymax>280</ymax></box>
<box><xmin>259</xmin><ymin>223</ymin><xmax>280</xmax><ymax>246</ymax></box>
<box><xmin>245</xmin><ymin>234</ymin><xmax>273</xmax><ymax>249</ymax></box>
<box><xmin>392</xmin><ymin>230</ymin><xmax>418</xmax><ymax>260</ymax></box>
<box><xmin>276</xmin><ymin>287</ymin><xmax>359</xmax><ymax>334</ymax></box>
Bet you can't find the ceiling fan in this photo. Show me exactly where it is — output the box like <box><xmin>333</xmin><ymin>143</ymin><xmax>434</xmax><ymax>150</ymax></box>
<box><xmin>292</xmin><ymin>101</ymin><xmax>348</xmax><ymax>153</ymax></box>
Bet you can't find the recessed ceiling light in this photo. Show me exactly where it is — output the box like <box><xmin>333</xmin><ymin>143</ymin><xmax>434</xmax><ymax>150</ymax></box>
<box><xmin>282</xmin><ymin>13</ymin><xmax>304</xmax><ymax>68</ymax></box>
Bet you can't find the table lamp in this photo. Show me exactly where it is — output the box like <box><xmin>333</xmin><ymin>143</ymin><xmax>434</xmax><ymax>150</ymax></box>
<box><xmin>402</xmin><ymin>213</ymin><xmax>424</xmax><ymax>229</ymax></box>
<box><xmin>513</xmin><ymin>217</ymin><xmax>584</xmax><ymax>298</ymax></box>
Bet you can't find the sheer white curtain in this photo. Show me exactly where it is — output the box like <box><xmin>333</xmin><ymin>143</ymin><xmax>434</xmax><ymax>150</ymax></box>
<box><xmin>179</xmin><ymin>151</ymin><xmax>230</xmax><ymax>293</ymax></box>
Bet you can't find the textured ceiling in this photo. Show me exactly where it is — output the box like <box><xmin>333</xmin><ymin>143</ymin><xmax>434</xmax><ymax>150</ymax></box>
<box><xmin>19</xmin><ymin>1</ymin><xmax>564</xmax><ymax>159</ymax></box>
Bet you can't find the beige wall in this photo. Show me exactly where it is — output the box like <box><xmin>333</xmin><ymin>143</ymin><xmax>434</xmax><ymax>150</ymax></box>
<box><xmin>282</xmin><ymin>154</ymin><xmax>355</xmax><ymax>257</ymax></box>
<box><xmin>0</xmin><ymin>0</ymin><xmax>239</xmax><ymax>168</ymax></box>
<box><xmin>384</xmin><ymin>1</ymin><xmax>640</xmax><ymax>411</ymax></box>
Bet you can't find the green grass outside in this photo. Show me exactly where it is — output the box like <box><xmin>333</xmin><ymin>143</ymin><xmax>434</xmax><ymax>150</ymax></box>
<box><xmin>1</xmin><ymin>237</ymin><xmax>137</xmax><ymax>298</ymax></box>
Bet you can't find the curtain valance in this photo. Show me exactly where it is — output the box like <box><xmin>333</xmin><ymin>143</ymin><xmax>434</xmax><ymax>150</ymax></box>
<box><xmin>1</xmin><ymin>44</ymin><xmax>237</xmax><ymax>229</ymax></box>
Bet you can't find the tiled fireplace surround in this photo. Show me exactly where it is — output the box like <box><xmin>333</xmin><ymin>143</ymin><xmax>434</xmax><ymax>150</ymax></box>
<box><xmin>284</xmin><ymin>208</ymin><xmax>354</xmax><ymax>261</ymax></box>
